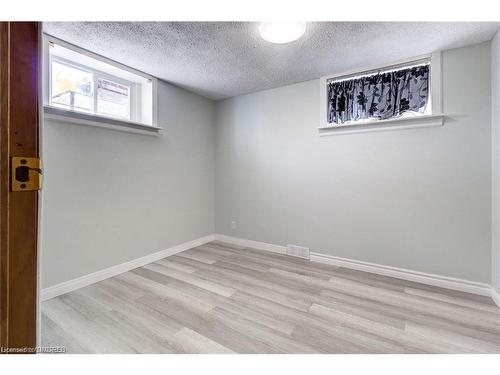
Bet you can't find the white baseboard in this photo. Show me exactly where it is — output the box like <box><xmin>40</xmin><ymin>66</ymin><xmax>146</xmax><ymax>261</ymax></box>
<box><xmin>41</xmin><ymin>234</ymin><xmax>215</xmax><ymax>301</ymax></box>
<box><xmin>41</xmin><ymin>232</ymin><xmax>499</xmax><ymax>307</ymax></box>
<box><xmin>492</xmin><ymin>287</ymin><xmax>500</xmax><ymax>308</ymax></box>
<box><xmin>310</xmin><ymin>251</ymin><xmax>492</xmax><ymax>297</ymax></box>
<box><xmin>215</xmin><ymin>233</ymin><xmax>493</xmax><ymax>298</ymax></box>
<box><xmin>214</xmin><ymin>234</ymin><xmax>286</xmax><ymax>254</ymax></box>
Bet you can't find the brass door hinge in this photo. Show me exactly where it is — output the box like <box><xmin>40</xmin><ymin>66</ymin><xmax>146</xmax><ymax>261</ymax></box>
<box><xmin>11</xmin><ymin>157</ymin><xmax>43</xmax><ymax>191</ymax></box>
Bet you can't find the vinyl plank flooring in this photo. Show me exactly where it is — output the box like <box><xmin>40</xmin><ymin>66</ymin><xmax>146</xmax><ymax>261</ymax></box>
<box><xmin>194</xmin><ymin>267</ymin><xmax>314</xmax><ymax>312</ymax></box>
<box><xmin>120</xmin><ymin>270</ymin><xmax>215</xmax><ymax>314</ymax></box>
<box><xmin>404</xmin><ymin>287</ymin><xmax>500</xmax><ymax>313</ymax></box>
<box><xmin>175</xmin><ymin>251</ymin><xmax>217</xmax><ymax>264</ymax></box>
<box><xmin>43</xmin><ymin>298</ymin><xmax>137</xmax><ymax>353</ymax></box>
<box><xmin>144</xmin><ymin>262</ymin><xmax>236</xmax><ymax>297</ymax></box>
<box><xmin>173</xmin><ymin>327</ymin><xmax>235</xmax><ymax>354</ymax></box>
<box><xmin>170</xmin><ymin>256</ymin><xmax>314</xmax><ymax>311</ymax></box>
<box><xmin>138</xmin><ymin>292</ymin><xmax>275</xmax><ymax>353</ymax></box>
<box><xmin>207</xmin><ymin>306</ymin><xmax>318</xmax><ymax>354</ymax></box>
<box><xmin>229</xmin><ymin>289</ymin><xmax>407</xmax><ymax>353</ymax></box>
<box><xmin>41</xmin><ymin>314</ymin><xmax>92</xmax><ymax>354</ymax></box>
<box><xmin>155</xmin><ymin>258</ymin><xmax>198</xmax><ymax>274</ymax></box>
<box><xmin>325</xmin><ymin>275</ymin><xmax>500</xmax><ymax>328</ymax></box>
<box><xmin>208</xmin><ymin>242</ymin><xmax>341</xmax><ymax>275</ymax></box>
<box><xmin>308</xmin><ymin>303</ymin><xmax>474</xmax><ymax>354</ymax></box>
<box><xmin>329</xmin><ymin>266</ymin><xmax>497</xmax><ymax>305</ymax></box>
<box><xmin>42</xmin><ymin>241</ymin><xmax>500</xmax><ymax>353</ymax></box>
<box><xmin>77</xmin><ymin>281</ymin><xmax>184</xmax><ymax>341</ymax></box>
<box><xmin>319</xmin><ymin>288</ymin><xmax>500</xmax><ymax>342</ymax></box>
<box><xmin>166</xmin><ymin>278</ymin><xmax>296</xmax><ymax>335</ymax></box>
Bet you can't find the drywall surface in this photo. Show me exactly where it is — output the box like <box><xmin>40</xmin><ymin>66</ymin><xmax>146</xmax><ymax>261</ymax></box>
<box><xmin>41</xmin><ymin>81</ymin><xmax>215</xmax><ymax>288</ymax></box>
<box><xmin>492</xmin><ymin>30</ymin><xmax>500</xmax><ymax>292</ymax></box>
<box><xmin>215</xmin><ymin>42</ymin><xmax>492</xmax><ymax>283</ymax></box>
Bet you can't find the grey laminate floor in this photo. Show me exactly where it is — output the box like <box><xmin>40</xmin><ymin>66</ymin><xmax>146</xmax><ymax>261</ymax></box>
<box><xmin>42</xmin><ymin>241</ymin><xmax>500</xmax><ymax>353</ymax></box>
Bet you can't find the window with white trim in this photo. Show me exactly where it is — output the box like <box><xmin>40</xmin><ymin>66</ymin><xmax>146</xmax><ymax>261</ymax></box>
<box><xmin>327</xmin><ymin>61</ymin><xmax>430</xmax><ymax>125</ymax></box>
<box><xmin>319</xmin><ymin>54</ymin><xmax>443</xmax><ymax>134</ymax></box>
<box><xmin>44</xmin><ymin>36</ymin><xmax>158</xmax><ymax>130</ymax></box>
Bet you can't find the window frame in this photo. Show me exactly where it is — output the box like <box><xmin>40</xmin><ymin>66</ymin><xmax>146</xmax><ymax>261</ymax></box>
<box><xmin>318</xmin><ymin>52</ymin><xmax>443</xmax><ymax>135</ymax></box>
<box><xmin>49</xmin><ymin>56</ymin><xmax>96</xmax><ymax>113</ymax></box>
<box><xmin>95</xmin><ymin>75</ymin><xmax>134</xmax><ymax>120</ymax></box>
<box><xmin>43</xmin><ymin>34</ymin><xmax>160</xmax><ymax>135</ymax></box>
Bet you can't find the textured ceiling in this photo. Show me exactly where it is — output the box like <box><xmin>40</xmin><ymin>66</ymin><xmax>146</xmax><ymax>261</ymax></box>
<box><xmin>43</xmin><ymin>22</ymin><xmax>500</xmax><ymax>100</ymax></box>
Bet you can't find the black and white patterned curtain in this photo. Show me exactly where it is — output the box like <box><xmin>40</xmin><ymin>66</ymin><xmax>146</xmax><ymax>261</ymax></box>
<box><xmin>327</xmin><ymin>64</ymin><xmax>429</xmax><ymax>124</ymax></box>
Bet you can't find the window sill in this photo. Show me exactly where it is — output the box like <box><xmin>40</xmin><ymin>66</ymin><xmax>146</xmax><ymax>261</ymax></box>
<box><xmin>43</xmin><ymin>105</ymin><xmax>163</xmax><ymax>135</ymax></box>
<box><xmin>318</xmin><ymin>114</ymin><xmax>445</xmax><ymax>136</ymax></box>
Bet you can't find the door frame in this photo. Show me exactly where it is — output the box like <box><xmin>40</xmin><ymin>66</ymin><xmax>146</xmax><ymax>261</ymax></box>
<box><xmin>0</xmin><ymin>21</ymin><xmax>41</xmax><ymax>353</ymax></box>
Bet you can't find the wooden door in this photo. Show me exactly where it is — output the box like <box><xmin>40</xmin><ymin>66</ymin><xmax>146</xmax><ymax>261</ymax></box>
<box><xmin>0</xmin><ymin>22</ymin><xmax>40</xmax><ymax>353</ymax></box>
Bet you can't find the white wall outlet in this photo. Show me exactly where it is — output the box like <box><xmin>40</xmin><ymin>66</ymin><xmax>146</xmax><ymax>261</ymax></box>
<box><xmin>286</xmin><ymin>244</ymin><xmax>310</xmax><ymax>259</ymax></box>
<box><xmin>230</xmin><ymin>221</ymin><xmax>237</xmax><ymax>230</ymax></box>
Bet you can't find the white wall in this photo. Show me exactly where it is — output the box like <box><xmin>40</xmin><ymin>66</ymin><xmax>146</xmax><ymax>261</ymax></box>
<box><xmin>41</xmin><ymin>81</ymin><xmax>215</xmax><ymax>288</ymax></box>
<box><xmin>215</xmin><ymin>42</ymin><xmax>492</xmax><ymax>283</ymax></box>
<box><xmin>492</xmin><ymin>31</ymin><xmax>500</xmax><ymax>293</ymax></box>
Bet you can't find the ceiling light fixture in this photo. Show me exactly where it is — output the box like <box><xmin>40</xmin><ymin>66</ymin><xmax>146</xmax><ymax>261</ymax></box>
<box><xmin>259</xmin><ymin>22</ymin><xmax>306</xmax><ymax>44</ymax></box>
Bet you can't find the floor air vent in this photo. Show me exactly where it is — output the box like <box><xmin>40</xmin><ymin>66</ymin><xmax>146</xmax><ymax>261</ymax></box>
<box><xmin>286</xmin><ymin>244</ymin><xmax>310</xmax><ymax>259</ymax></box>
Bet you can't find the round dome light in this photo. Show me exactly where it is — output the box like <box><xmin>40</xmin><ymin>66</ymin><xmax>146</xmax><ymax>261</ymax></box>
<box><xmin>259</xmin><ymin>22</ymin><xmax>306</xmax><ymax>44</ymax></box>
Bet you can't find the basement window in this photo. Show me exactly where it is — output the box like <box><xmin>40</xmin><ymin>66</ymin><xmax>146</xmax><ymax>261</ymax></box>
<box><xmin>318</xmin><ymin>53</ymin><xmax>444</xmax><ymax>135</ymax></box>
<box><xmin>43</xmin><ymin>35</ymin><xmax>160</xmax><ymax>134</ymax></box>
